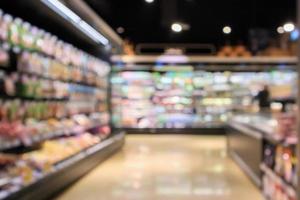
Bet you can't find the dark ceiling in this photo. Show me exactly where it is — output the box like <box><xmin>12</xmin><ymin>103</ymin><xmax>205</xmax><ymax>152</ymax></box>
<box><xmin>85</xmin><ymin>0</ymin><xmax>296</xmax><ymax>47</ymax></box>
<box><xmin>0</xmin><ymin>0</ymin><xmax>296</xmax><ymax>53</ymax></box>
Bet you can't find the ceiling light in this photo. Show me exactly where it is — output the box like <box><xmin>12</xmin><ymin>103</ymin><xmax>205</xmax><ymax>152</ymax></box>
<box><xmin>171</xmin><ymin>23</ymin><xmax>183</xmax><ymax>33</ymax></box>
<box><xmin>42</xmin><ymin>0</ymin><xmax>80</xmax><ymax>22</ymax></box>
<box><xmin>222</xmin><ymin>26</ymin><xmax>232</xmax><ymax>34</ymax></box>
<box><xmin>283</xmin><ymin>22</ymin><xmax>295</xmax><ymax>32</ymax></box>
<box><xmin>145</xmin><ymin>0</ymin><xmax>154</xmax><ymax>3</ymax></box>
<box><xmin>78</xmin><ymin>21</ymin><xmax>109</xmax><ymax>45</ymax></box>
<box><xmin>41</xmin><ymin>0</ymin><xmax>109</xmax><ymax>45</ymax></box>
<box><xmin>117</xmin><ymin>27</ymin><xmax>125</xmax><ymax>34</ymax></box>
<box><xmin>277</xmin><ymin>26</ymin><xmax>284</xmax><ymax>34</ymax></box>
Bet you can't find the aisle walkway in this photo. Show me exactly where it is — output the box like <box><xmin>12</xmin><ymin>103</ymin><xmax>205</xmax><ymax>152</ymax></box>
<box><xmin>57</xmin><ymin>135</ymin><xmax>263</xmax><ymax>200</ymax></box>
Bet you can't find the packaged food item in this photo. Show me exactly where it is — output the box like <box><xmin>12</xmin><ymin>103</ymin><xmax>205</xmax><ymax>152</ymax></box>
<box><xmin>0</xmin><ymin>46</ymin><xmax>9</xmax><ymax>67</ymax></box>
<box><xmin>275</xmin><ymin>113</ymin><xmax>297</xmax><ymax>139</ymax></box>
<box><xmin>262</xmin><ymin>173</ymin><xmax>296</xmax><ymax>200</ymax></box>
<box><xmin>4</xmin><ymin>73</ymin><xmax>17</xmax><ymax>96</ymax></box>
<box><xmin>9</xmin><ymin>18</ymin><xmax>22</xmax><ymax>45</ymax></box>
<box><xmin>0</xmin><ymin>13</ymin><xmax>12</xmax><ymax>41</ymax></box>
<box><xmin>35</xmin><ymin>29</ymin><xmax>45</xmax><ymax>51</ymax></box>
<box><xmin>20</xmin><ymin>22</ymin><xmax>34</xmax><ymax>49</ymax></box>
<box><xmin>264</xmin><ymin>144</ymin><xmax>275</xmax><ymax>168</ymax></box>
<box><xmin>283</xmin><ymin>148</ymin><xmax>295</xmax><ymax>184</ymax></box>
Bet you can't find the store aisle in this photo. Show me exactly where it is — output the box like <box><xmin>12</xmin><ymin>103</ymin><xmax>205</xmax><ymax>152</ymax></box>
<box><xmin>56</xmin><ymin>135</ymin><xmax>263</xmax><ymax>200</ymax></box>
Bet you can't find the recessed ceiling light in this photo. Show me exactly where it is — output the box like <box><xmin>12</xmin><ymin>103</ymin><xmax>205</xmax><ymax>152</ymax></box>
<box><xmin>277</xmin><ymin>26</ymin><xmax>284</xmax><ymax>34</ymax></box>
<box><xmin>222</xmin><ymin>26</ymin><xmax>232</xmax><ymax>34</ymax></box>
<box><xmin>171</xmin><ymin>23</ymin><xmax>183</xmax><ymax>33</ymax></box>
<box><xmin>117</xmin><ymin>27</ymin><xmax>125</xmax><ymax>34</ymax></box>
<box><xmin>283</xmin><ymin>22</ymin><xmax>295</xmax><ymax>32</ymax></box>
<box><xmin>145</xmin><ymin>0</ymin><xmax>154</xmax><ymax>3</ymax></box>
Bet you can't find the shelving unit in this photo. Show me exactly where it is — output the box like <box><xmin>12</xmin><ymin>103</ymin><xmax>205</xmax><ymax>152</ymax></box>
<box><xmin>111</xmin><ymin>71</ymin><xmax>155</xmax><ymax>128</ymax></box>
<box><xmin>112</xmin><ymin>68</ymin><xmax>296</xmax><ymax>133</ymax></box>
<box><xmin>261</xmin><ymin>163</ymin><xmax>296</xmax><ymax>195</ymax></box>
<box><xmin>112</xmin><ymin>53</ymin><xmax>297</xmax><ymax>135</ymax></box>
<box><xmin>228</xmin><ymin>113</ymin><xmax>297</xmax><ymax>199</ymax></box>
<box><xmin>0</xmin><ymin>9</ymin><xmax>123</xmax><ymax>200</ymax></box>
<box><xmin>112</xmin><ymin>55</ymin><xmax>298</xmax><ymax>65</ymax></box>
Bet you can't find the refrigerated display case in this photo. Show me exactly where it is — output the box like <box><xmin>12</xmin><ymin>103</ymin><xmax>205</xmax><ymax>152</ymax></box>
<box><xmin>0</xmin><ymin>10</ymin><xmax>124</xmax><ymax>200</ymax></box>
<box><xmin>227</xmin><ymin>111</ymin><xmax>297</xmax><ymax>199</ymax></box>
<box><xmin>111</xmin><ymin>69</ymin><xmax>296</xmax><ymax>131</ymax></box>
<box><xmin>152</xmin><ymin>72</ymin><xmax>195</xmax><ymax>128</ymax></box>
<box><xmin>111</xmin><ymin>71</ymin><xmax>156</xmax><ymax>128</ymax></box>
<box><xmin>193</xmin><ymin>71</ymin><xmax>234</xmax><ymax>127</ymax></box>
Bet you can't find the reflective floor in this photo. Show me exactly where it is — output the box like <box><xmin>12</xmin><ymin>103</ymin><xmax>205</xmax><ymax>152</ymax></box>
<box><xmin>57</xmin><ymin>135</ymin><xmax>264</xmax><ymax>200</ymax></box>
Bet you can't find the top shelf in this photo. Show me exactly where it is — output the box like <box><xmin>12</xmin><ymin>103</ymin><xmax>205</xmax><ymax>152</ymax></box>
<box><xmin>112</xmin><ymin>55</ymin><xmax>297</xmax><ymax>65</ymax></box>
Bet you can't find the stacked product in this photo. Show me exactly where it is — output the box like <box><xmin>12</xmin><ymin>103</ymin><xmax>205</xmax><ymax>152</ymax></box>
<box><xmin>192</xmin><ymin>71</ymin><xmax>297</xmax><ymax>126</ymax></box>
<box><xmin>193</xmin><ymin>72</ymin><xmax>234</xmax><ymax>127</ymax></box>
<box><xmin>0</xmin><ymin>10</ymin><xmax>111</xmax><ymax>199</ymax></box>
<box><xmin>229</xmin><ymin>71</ymin><xmax>297</xmax><ymax>111</ymax></box>
<box><xmin>111</xmin><ymin>72</ymin><xmax>156</xmax><ymax>128</ymax></box>
<box><xmin>217</xmin><ymin>45</ymin><xmax>252</xmax><ymax>57</ymax></box>
<box><xmin>152</xmin><ymin>72</ymin><xmax>194</xmax><ymax>128</ymax></box>
<box><xmin>261</xmin><ymin>112</ymin><xmax>297</xmax><ymax>200</ymax></box>
<box><xmin>112</xmin><ymin>71</ymin><xmax>195</xmax><ymax>128</ymax></box>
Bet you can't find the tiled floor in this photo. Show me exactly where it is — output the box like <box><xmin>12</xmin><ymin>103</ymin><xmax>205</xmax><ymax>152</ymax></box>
<box><xmin>56</xmin><ymin>135</ymin><xmax>264</xmax><ymax>200</ymax></box>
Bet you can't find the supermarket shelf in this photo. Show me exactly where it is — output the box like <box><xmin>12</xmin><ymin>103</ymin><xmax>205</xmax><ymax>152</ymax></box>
<box><xmin>227</xmin><ymin>119</ymin><xmax>297</xmax><ymax>192</ymax></box>
<box><xmin>260</xmin><ymin>164</ymin><xmax>296</xmax><ymax>195</ymax></box>
<box><xmin>112</xmin><ymin>55</ymin><xmax>297</xmax><ymax>65</ymax></box>
<box><xmin>111</xmin><ymin>96</ymin><xmax>153</xmax><ymax>100</ymax></box>
<box><xmin>19</xmin><ymin>71</ymin><xmax>103</xmax><ymax>89</ymax></box>
<box><xmin>3</xmin><ymin>132</ymin><xmax>125</xmax><ymax>200</ymax></box>
<box><xmin>0</xmin><ymin>122</ymin><xmax>107</xmax><ymax>151</ymax></box>
<box><xmin>112</xmin><ymin>64</ymin><xmax>297</xmax><ymax>72</ymax></box>
<box><xmin>119</xmin><ymin>127</ymin><xmax>226</xmax><ymax>135</ymax></box>
<box><xmin>248</xmin><ymin>126</ymin><xmax>297</xmax><ymax>146</ymax></box>
<box><xmin>0</xmin><ymin>140</ymin><xmax>22</xmax><ymax>152</ymax></box>
<box><xmin>229</xmin><ymin>120</ymin><xmax>297</xmax><ymax>146</ymax></box>
<box><xmin>0</xmin><ymin>46</ymin><xmax>108</xmax><ymax>89</ymax></box>
<box><xmin>0</xmin><ymin>94</ymin><xmax>69</xmax><ymax>102</ymax></box>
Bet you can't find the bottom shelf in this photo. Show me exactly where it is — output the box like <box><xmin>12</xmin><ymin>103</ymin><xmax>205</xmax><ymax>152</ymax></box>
<box><xmin>4</xmin><ymin>132</ymin><xmax>125</xmax><ymax>200</ymax></box>
<box><xmin>119</xmin><ymin>127</ymin><xmax>226</xmax><ymax>135</ymax></box>
<box><xmin>260</xmin><ymin>163</ymin><xmax>296</xmax><ymax>199</ymax></box>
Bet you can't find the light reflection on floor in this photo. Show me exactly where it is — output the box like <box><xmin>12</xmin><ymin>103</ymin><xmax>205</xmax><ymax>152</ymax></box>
<box><xmin>57</xmin><ymin>135</ymin><xmax>264</xmax><ymax>200</ymax></box>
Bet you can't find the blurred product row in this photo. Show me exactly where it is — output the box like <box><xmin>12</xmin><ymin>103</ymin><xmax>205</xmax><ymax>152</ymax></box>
<box><xmin>112</xmin><ymin>70</ymin><xmax>296</xmax><ymax>129</ymax></box>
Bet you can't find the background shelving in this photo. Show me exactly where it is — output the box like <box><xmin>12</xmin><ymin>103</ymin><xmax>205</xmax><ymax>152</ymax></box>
<box><xmin>111</xmin><ymin>69</ymin><xmax>297</xmax><ymax>129</ymax></box>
